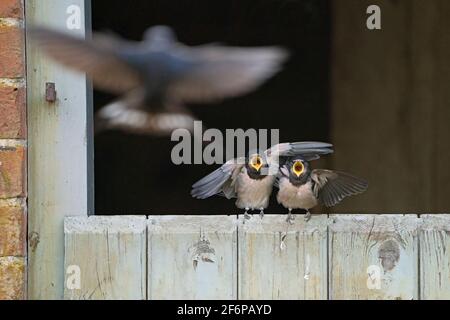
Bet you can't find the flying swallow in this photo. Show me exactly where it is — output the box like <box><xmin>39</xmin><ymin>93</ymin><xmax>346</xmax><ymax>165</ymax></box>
<box><xmin>31</xmin><ymin>25</ymin><xmax>289</xmax><ymax>135</ymax></box>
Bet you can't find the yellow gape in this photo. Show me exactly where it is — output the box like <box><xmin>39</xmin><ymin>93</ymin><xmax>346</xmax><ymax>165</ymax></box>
<box><xmin>292</xmin><ymin>161</ymin><xmax>304</xmax><ymax>177</ymax></box>
<box><xmin>250</xmin><ymin>155</ymin><xmax>263</xmax><ymax>172</ymax></box>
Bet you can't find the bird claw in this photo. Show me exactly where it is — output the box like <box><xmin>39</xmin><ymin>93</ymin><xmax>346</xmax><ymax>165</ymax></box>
<box><xmin>304</xmin><ymin>210</ymin><xmax>311</xmax><ymax>222</ymax></box>
<box><xmin>259</xmin><ymin>209</ymin><xmax>264</xmax><ymax>220</ymax></box>
<box><xmin>286</xmin><ymin>209</ymin><xmax>295</xmax><ymax>224</ymax></box>
<box><xmin>244</xmin><ymin>210</ymin><xmax>252</xmax><ymax>221</ymax></box>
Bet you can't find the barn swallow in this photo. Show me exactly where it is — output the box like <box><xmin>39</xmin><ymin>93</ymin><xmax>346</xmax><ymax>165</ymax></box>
<box><xmin>276</xmin><ymin>157</ymin><xmax>368</xmax><ymax>223</ymax></box>
<box><xmin>191</xmin><ymin>142</ymin><xmax>333</xmax><ymax>220</ymax></box>
<box><xmin>30</xmin><ymin>25</ymin><xmax>289</xmax><ymax>136</ymax></box>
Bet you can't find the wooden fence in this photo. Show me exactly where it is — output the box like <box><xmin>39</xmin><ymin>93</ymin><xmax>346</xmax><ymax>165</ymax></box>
<box><xmin>63</xmin><ymin>214</ymin><xmax>450</xmax><ymax>300</ymax></box>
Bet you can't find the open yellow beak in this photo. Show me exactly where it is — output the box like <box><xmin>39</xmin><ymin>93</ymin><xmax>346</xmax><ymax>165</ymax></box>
<box><xmin>292</xmin><ymin>161</ymin><xmax>304</xmax><ymax>177</ymax></box>
<box><xmin>250</xmin><ymin>156</ymin><xmax>263</xmax><ymax>172</ymax></box>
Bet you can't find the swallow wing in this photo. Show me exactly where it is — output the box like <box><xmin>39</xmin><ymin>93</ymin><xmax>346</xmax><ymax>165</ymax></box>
<box><xmin>168</xmin><ymin>45</ymin><xmax>289</xmax><ymax>103</ymax></box>
<box><xmin>191</xmin><ymin>159</ymin><xmax>245</xmax><ymax>199</ymax></box>
<box><xmin>265</xmin><ymin>141</ymin><xmax>334</xmax><ymax>167</ymax></box>
<box><xmin>30</xmin><ymin>27</ymin><xmax>141</xmax><ymax>93</ymax></box>
<box><xmin>311</xmin><ymin>170</ymin><xmax>368</xmax><ymax>207</ymax></box>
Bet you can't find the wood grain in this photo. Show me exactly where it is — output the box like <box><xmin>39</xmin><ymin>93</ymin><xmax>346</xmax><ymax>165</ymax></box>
<box><xmin>64</xmin><ymin>216</ymin><xmax>147</xmax><ymax>300</ymax></box>
<box><xmin>329</xmin><ymin>215</ymin><xmax>420</xmax><ymax>300</ymax></box>
<box><xmin>238</xmin><ymin>214</ymin><xmax>328</xmax><ymax>299</ymax></box>
<box><xmin>26</xmin><ymin>0</ymin><xmax>92</xmax><ymax>299</ymax></box>
<box><xmin>420</xmin><ymin>215</ymin><xmax>450</xmax><ymax>299</ymax></box>
<box><xmin>148</xmin><ymin>215</ymin><xmax>237</xmax><ymax>300</ymax></box>
<box><xmin>331</xmin><ymin>0</ymin><xmax>450</xmax><ymax>213</ymax></box>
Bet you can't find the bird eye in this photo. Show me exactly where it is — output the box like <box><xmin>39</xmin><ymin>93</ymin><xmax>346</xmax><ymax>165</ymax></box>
<box><xmin>292</xmin><ymin>161</ymin><xmax>304</xmax><ymax>176</ymax></box>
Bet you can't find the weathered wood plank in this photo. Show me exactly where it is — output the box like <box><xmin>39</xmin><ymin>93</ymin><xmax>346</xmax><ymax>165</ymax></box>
<box><xmin>329</xmin><ymin>215</ymin><xmax>419</xmax><ymax>300</ymax></box>
<box><xmin>420</xmin><ymin>215</ymin><xmax>450</xmax><ymax>300</ymax></box>
<box><xmin>64</xmin><ymin>216</ymin><xmax>147</xmax><ymax>300</ymax></box>
<box><xmin>26</xmin><ymin>0</ymin><xmax>92</xmax><ymax>299</ymax></box>
<box><xmin>238</xmin><ymin>215</ymin><xmax>328</xmax><ymax>299</ymax></box>
<box><xmin>332</xmin><ymin>1</ymin><xmax>450</xmax><ymax>214</ymax></box>
<box><xmin>434</xmin><ymin>1</ymin><xmax>450</xmax><ymax>211</ymax></box>
<box><xmin>148</xmin><ymin>215</ymin><xmax>237</xmax><ymax>300</ymax></box>
<box><xmin>331</xmin><ymin>0</ymin><xmax>450</xmax><ymax>213</ymax></box>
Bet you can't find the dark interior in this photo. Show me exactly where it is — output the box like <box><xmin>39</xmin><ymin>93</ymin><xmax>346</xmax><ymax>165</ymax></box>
<box><xmin>92</xmin><ymin>0</ymin><xmax>331</xmax><ymax>215</ymax></box>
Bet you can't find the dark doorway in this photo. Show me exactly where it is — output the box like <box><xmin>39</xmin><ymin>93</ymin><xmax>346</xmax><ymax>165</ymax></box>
<box><xmin>92</xmin><ymin>0</ymin><xmax>331</xmax><ymax>215</ymax></box>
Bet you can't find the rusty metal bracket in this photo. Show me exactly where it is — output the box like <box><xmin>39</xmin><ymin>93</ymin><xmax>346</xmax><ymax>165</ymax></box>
<box><xmin>45</xmin><ymin>82</ymin><xmax>57</xmax><ymax>103</ymax></box>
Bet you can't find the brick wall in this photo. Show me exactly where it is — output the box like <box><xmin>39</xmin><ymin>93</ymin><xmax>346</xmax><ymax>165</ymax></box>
<box><xmin>0</xmin><ymin>0</ymin><xmax>26</xmax><ymax>300</ymax></box>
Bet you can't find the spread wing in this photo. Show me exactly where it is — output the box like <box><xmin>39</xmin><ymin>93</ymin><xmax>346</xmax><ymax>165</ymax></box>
<box><xmin>311</xmin><ymin>170</ymin><xmax>368</xmax><ymax>207</ymax></box>
<box><xmin>168</xmin><ymin>45</ymin><xmax>289</xmax><ymax>103</ymax></box>
<box><xmin>265</xmin><ymin>141</ymin><xmax>334</xmax><ymax>165</ymax></box>
<box><xmin>30</xmin><ymin>27</ymin><xmax>142</xmax><ymax>93</ymax></box>
<box><xmin>191</xmin><ymin>158</ymin><xmax>245</xmax><ymax>199</ymax></box>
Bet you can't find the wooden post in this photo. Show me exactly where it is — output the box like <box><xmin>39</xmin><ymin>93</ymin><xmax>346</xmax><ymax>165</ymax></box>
<box><xmin>238</xmin><ymin>215</ymin><xmax>328</xmax><ymax>299</ymax></box>
<box><xmin>148</xmin><ymin>215</ymin><xmax>237</xmax><ymax>300</ymax></box>
<box><xmin>420</xmin><ymin>214</ymin><xmax>450</xmax><ymax>300</ymax></box>
<box><xmin>329</xmin><ymin>215</ymin><xmax>420</xmax><ymax>300</ymax></box>
<box><xmin>26</xmin><ymin>0</ymin><xmax>93</xmax><ymax>299</ymax></box>
<box><xmin>64</xmin><ymin>216</ymin><xmax>147</xmax><ymax>300</ymax></box>
<box><xmin>331</xmin><ymin>0</ymin><xmax>450</xmax><ymax>213</ymax></box>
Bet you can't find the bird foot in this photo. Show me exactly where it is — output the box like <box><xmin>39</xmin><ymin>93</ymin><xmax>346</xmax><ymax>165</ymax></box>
<box><xmin>304</xmin><ymin>210</ymin><xmax>311</xmax><ymax>222</ymax></box>
<box><xmin>243</xmin><ymin>209</ymin><xmax>252</xmax><ymax>222</ymax></box>
<box><xmin>259</xmin><ymin>209</ymin><xmax>264</xmax><ymax>220</ymax></box>
<box><xmin>286</xmin><ymin>210</ymin><xmax>295</xmax><ymax>224</ymax></box>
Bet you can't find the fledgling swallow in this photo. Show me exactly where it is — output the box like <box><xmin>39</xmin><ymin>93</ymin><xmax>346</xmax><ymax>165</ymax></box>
<box><xmin>191</xmin><ymin>142</ymin><xmax>333</xmax><ymax>220</ymax></box>
<box><xmin>30</xmin><ymin>25</ymin><xmax>289</xmax><ymax>136</ymax></box>
<box><xmin>276</xmin><ymin>157</ymin><xmax>368</xmax><ymax>223</ymax></box>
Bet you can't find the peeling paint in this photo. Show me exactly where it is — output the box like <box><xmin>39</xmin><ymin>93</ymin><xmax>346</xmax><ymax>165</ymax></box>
<box><xmin>378</xmin><ymin>239</ymin><xmax>401</xmax><ymax>271</ymax></box>
<box><xmin>190</xmin><ymin>236</ymin><xmax>216</xmax><ymax>270</ymax></box>
<box><xmin>29</xmin><ymin>231</ymin><xmax>40</xmax><ymax>252</ymax></box>
<box><xmin>0</xmin><ymin>18</ymin><xmax>23</xmax><ymax>27</ymax></box>
<box><xmin>0</xmin><ymin>78</ymin><xmax>25</xmax><ymax>87</ymax></box>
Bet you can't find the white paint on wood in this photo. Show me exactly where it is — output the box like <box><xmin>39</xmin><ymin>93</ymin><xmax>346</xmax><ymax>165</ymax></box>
<box><xmin>147</xmin><ymin>215</ymin><xmax>237</xmax><ymax>300</ymax></box>
<box><xmin>420</xmin><ymin>214</ymin><xmax>450</xmax><ymax>299</ymax></box>
<box><xmin>64</xmin><ymin>216</ymin><xmax>147</xmax><ymax>300</ymax></box>
<box><xmin>26</xmin><ymin>0</ymin><xmax>92</xmax><ymax>299</ymax></box>
<box><xmin>329</xmin><ymin>215</ymin><xmax>420</xmax><ymax>300</ymax></box>
<box><xmin>238</xmin><ymin>214</ymin><xmax>328</xmax><ymax>299</ymax></box>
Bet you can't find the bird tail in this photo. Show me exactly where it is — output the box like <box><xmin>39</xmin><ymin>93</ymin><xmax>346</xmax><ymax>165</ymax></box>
<box><xmin>94</xmin><ymin>99</ymin><xmax>197</xmax><ymax>136</ymax></box>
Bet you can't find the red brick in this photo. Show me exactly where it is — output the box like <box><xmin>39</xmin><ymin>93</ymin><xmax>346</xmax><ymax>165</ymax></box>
<box><xmin>0</xmin><ymin>0</ymin><xmax>23</xmax><ymax>19</ymax></box>
<box><xmin>0</xmin><ymin>146</ymin><xmax>26</xmax><ymax>198</ymax></box>
<box><xmin>0</xmin><ymin>205</ymin><xmax>25</xmax><ymax>257</ymax></box>
<box><xmin>0</xmin><ymin>257</ymin><xmax>25</xmax><ymax>299</ymax></box>
<box><xmin>0</xmin><ymin>24</ymin><xmax>24</xmax><ymax>78</ymax></box>
<box><xmin>0</xmin><ymin>85</ymin><xmax>25</xmax><ymax>138</ymax></box>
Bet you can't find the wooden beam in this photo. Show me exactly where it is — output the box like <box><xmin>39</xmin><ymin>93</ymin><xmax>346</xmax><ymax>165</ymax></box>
<box><xmin>420</xmin><ymin>214</ymin><xmax>450</xmax><ymax>299</ymax></box>
<box><xmin>148</xmin><ymin>215</ymin><xmax>237</xmax><ymax>300</ymax></box>
<box><xmin>238</xmin><ymin>215</ymin><xmax>328</xmax><ymax>299</ymax></box>
<box><xmin>64</xmin><ymin>216</ymin><xmax>147</xmax><ymax>300</ymax></box>
<box><xmin>26</xmin><ymin>0</ymin><xmax>93</xmax><ymax>299</ymax></box>
<box><xmin>331</xmin><ymin>0</ymin><xmax>450</xmax><ymax>213</ymax></box>
<box><xmin>329</xmin><ymin>215</ymin><xmax>420</xmax><ymax>299</ymax></box>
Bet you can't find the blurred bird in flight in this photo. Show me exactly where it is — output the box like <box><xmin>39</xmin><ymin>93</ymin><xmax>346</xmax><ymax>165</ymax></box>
<box><xmin>31</xmin><ymin>25</ymin><xmax>289</xmax><ymax>136</ymax></box>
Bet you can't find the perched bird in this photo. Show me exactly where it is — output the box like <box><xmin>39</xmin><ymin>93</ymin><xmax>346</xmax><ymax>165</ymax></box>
<box><xmin>191</xmin><ymin>142</ymin><xmax>333</xmax><ymax>219</ymax></box>
<box><xmin>276</xmin><ymin>157</ymin><xmax>368</xmax><ymax>223</ymax></box>
<box><xmin>30</xmin><ymin>25</ymin><xmax>289</xmax><ymax>135</ymax></box>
